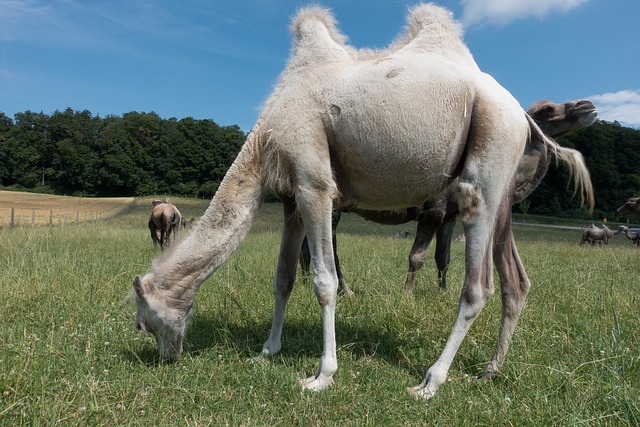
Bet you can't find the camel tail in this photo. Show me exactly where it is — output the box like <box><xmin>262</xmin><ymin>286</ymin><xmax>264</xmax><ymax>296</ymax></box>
<box><xmin>526</xmin><ymin>114</ymin><xmax>595</xmax><ymax>211</ymax></box>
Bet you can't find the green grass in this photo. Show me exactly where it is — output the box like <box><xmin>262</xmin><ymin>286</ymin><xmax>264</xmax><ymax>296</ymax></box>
<box><xmin>1</xmin><ymin>200</ymin><xmax>638</xmax><ymax>425</ymax></box>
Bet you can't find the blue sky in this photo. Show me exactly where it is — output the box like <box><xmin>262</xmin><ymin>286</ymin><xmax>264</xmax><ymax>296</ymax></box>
<box><xmin>1</xmin><ymin>0</ymin><xmax>639</xmax><ymax>132</ymax></box>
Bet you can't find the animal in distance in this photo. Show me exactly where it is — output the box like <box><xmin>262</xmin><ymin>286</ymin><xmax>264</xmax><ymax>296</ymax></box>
<box><xmin>579</xmin><ymin>223</ymin><xmax>625</xmax><ymax>246</ymax></box>
<box><xmin>148</xmin><ymin>200</ymin><xmax>183</xmax><ymax>250</ymax></box>
<box><xmin>616</xmin><ymin>197</ymin><xmax>640</xmax><ymax>218</ymax></box>
<box><xmin>131</xmin><ymin>4</ymin><xmax>593</xmax><ymax>399</ymax></box>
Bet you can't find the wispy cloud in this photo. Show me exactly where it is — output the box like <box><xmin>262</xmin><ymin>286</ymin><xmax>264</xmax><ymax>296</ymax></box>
<box><xmin>0</xmin><ymin>0</ymin><xmax>52</xmax><ymax>42</ymax></box>
<box><xmin>460</xmin><ymin>0</ymin><xmax>591</xmax><ymax>28</ymax></box>
<box><xmin>589</xmin><ymin>90</ymin><xmax>640</xmax><ymax>128</ymax></box>
<box><xmin>0</xmin><ymin>0</ymin><xmax>280</xmax><ymax>63</ymax></box>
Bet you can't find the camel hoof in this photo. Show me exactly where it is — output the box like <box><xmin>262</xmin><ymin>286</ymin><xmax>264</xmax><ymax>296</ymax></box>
<box><xmin>478</xmin><ymin>364</ymin><xmax>499</xmax><ymax>380</ymax></box>
<box><xmin>248</xmin><ymin>354</ymin><xmax>268</xmax><ymax>365</ymax></box>
<box><xmin>407</xmin><ymin>383</ymin><xmax>437</xmax><ymax>400</ymax></box>
<box><xmin>339</xmin><ymin>279</ymin><xmax>355</xmax><ymax>298</ymax></box>
<box><xmin>299</xmin><ymin>375</ymin><xmax>334</xmax><ymax>391</ymax></box>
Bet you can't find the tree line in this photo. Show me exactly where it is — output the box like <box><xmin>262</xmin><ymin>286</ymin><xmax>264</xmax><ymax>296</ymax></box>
<box><xmin>1</xmin><ymin>108</ymin><xmax>639</xmax><ymax>219</ymax></box>
<box><xmin>0</xmin><ymin>109</ymin><xmax>245</xmax><ymax>198</ymax></box>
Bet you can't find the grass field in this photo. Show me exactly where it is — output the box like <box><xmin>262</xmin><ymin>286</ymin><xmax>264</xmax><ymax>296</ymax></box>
<box><xmin>0</xmin><ymin>196</ymin><xmax>638</xmax><ymax>425</ymax></box>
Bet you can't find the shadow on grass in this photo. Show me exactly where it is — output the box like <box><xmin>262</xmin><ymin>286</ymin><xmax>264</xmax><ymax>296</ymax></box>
<box><xmin>125</xmin><ymin>310</ymin><xmax>418</xmax><ymax>376</ymax></box>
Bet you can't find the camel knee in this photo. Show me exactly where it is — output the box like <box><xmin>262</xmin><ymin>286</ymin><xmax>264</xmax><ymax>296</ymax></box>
<box><xmin>456</xmin><ymin>181</ymin><xmax>484</xmax><ymax>222</ymax></box>
<box><xmin>460</xmin><ymin>283</ymin><xmax>492</xmax><ymax>320</ymax></box>
<box><xmin>313</xmin><ymin>272</ymin><xmax>338</xmax><ymax>306</ymax></box>
<box><xmin>409</xmin><ymin>250</ymin><xmax>427</xmax><ymax>271</ymax></box>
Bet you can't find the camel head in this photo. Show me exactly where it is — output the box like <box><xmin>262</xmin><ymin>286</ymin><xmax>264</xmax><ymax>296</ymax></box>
<box><xmin>616</xmin><ymin>197</ymin><xmax>640</xmax><ymax>218</ymax></box>
<box><xmin>527</xmin><ymin>99</ymin><xmax>597</xmax><ymax>138</ymax></box>
<box><xmin>512</xmin><ymin>99</ymin><xmax>597</xmax><ymax>204</ymax></box>
<box><xmin>132</xmin><ymin>274</ymin><xmax>192</xmax><ymax>360</ymax></box>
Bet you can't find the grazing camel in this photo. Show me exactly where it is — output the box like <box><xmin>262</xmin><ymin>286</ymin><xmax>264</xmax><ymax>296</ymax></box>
<box><xmin>132</xmin><ymin>5</ymin><xmax>593</xmax><ymax>399</ymax></box>
<box><xmin>617</xmin><ymin>225</ymin><xmax>640</xmax><ymax>246</ymax></box>
<box><xmin>181</xmin><ymin>217</ymin><xmax>196</xmax><ymax>228</ymax></box>
<box><xmin>579</xmin><ymin>223</ymin><xmax>625</xmax><ymax>246</ymax></box>
<box><xmin>616</xmin><ymin>197</ymin><xmax>640</xmax><ymax>218</ymax></box>
<box><xmin>148</xmin><ymin>201</ymin><xmax>182</xmax><ymax>250</ymax></box>
<box><xmin>303</xmin><ymin>98</ymin><xmax>597</xmax><ymax>293</ymax></box>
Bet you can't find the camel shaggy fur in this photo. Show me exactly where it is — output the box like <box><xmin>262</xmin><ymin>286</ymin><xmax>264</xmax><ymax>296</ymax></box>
<box><xmin>148</xmin><ymin>201</ymin><xmax>182</xmax><ymax>250</ymax></box>
<box><xmin>132</xmin><ymin>4</ymin><xmax>593</xmax><ymax>399</ymax></box>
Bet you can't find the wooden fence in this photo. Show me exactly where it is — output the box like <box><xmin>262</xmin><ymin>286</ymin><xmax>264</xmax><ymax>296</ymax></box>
<box><xmin>1</xmin><ymin>207</ymin><xmax>126</xmax><ymax>228</ymax></box>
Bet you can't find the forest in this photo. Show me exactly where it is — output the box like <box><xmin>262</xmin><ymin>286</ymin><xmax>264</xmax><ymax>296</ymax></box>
<box><xmin>0</xmin><ymin>108</ymin><xmax>639</xmax><ymax>219</ymax></box>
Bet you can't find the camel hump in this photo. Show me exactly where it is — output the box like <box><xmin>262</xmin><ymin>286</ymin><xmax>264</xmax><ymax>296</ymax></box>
<box><xmin>392</xmin><ymin>3</ymin><xmax>476</xmax><ymax>68</ymax></box>
<box><xmin>405</xmin><ymin>3</ymin><xmax>461</xmax><ymax>41</ymax></box>
<box><xmin>288</xmin><ymin>6</ymin><xmax>352</xmax><ymax>68</ymax></box>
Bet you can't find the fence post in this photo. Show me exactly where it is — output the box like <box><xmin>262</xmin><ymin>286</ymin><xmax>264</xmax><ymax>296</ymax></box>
<box><xmin>10</xmin><ymin>207</ymin><xmax>15</xmax><ymax>228</ymax></box>
<box><xmin>50</xmin><ymin>209</ymin><xmax>53</xmax><ymax>226</ymax></box>
<box><xmin>32</xmin><ymin>208</ymin><xmax>35</xmax><ymax>226</ymax></box>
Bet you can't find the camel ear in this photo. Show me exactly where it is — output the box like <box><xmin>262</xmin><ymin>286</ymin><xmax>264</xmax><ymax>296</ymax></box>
<box><xmin>133</xmin><ymin>275</ymin><xmax>151</xmax><ymax>298</ymax></box>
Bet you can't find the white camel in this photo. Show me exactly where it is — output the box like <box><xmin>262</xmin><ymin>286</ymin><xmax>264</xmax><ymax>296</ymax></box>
<box><xmin>131</xmin><ymin>4</ymin><xmax>593</xmax><ymax>399</ymax></box>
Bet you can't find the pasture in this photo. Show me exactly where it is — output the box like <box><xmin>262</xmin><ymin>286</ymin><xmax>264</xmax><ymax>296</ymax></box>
<box><xmin>0</xmin><ymin>190</ymin><xmax>135</xmax><ymax>227</ymax></box>
<box><xmin>0</xmin><ymin>197</ymin><xmax>638</xmax><ymax>425</ymax></box>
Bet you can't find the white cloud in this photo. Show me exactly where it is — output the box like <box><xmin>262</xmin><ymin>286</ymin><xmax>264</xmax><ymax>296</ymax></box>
<box><xmin>588</xmin><ymin>90</ymin><xmax>640</xmax><ymax>128</ymax></box>
<box><xmin>460</xmin><ymin>0</ymin><xmax>590</xmax><ymax>28</ymax></box>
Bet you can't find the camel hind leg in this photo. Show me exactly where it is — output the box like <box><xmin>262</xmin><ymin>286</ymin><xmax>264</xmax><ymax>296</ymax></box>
<box><xmin>410</xmin><ymin>106</ymin><xmax>526</xmax><ymax>398</ymax></box>
<box><xmin>410</xmin><ymin>175</ymin><xmax>497</xmax><ymax>399</ymax></box>
<box><xmin>484</xmin><ymin>196</ymin><xmax>531</xmax><ymax>378</ymax></box>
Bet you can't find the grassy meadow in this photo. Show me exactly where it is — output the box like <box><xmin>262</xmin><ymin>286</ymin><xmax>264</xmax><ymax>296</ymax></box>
<box><xmin>0</xmin><ymin>196</ymin><xmax>638</xmax><ymax>426</ymax></box>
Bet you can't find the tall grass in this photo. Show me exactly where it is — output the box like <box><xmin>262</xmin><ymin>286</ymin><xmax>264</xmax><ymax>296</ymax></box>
<box><xmin>0</xmin><ymin>200</ymin><xmax>638</xmax><ymax>425</ymax></box>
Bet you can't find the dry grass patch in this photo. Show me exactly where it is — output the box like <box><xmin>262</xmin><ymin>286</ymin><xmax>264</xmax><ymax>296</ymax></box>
<box><xmin>0</xmin><ymin>190</ymin><xmax>135</xmax><ymax>226</ymax></box>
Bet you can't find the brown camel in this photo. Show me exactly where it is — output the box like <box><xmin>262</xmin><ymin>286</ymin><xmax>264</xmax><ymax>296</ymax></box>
<box><xmin>148</xmin><ymin>201</ymin><xmax>182</xmax><ymax>250</ymax></box>
<box><xmin>616</xmin><ymin>197</ymin><xmax>640</xmax><ymax>218</ymax></box>
<box><xmin>132</xmin><ymin>5</ymin><xmax>593</xmax><ymax>399</ymax></box>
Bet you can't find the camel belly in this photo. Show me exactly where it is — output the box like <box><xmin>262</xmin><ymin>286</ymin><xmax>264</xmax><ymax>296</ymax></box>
<box><xmin>327</xmin><ymin>59</ymin><xmax>474</xmax><ymax>209</ymax></box>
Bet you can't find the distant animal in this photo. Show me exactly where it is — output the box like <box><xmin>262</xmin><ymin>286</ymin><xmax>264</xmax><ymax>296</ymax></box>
<box><xmin>579</xmin><ymin>223</ymin><xmax>625</xmax><ymax>246</ymax></box>
<box><xmin>617</xmin><ymin>225</ymin><xmax>640</xmax><ymax>246</ymax></box>
<box><xmin>394</xmin><ymin>231</ymin><xmax>411</xmax><ymax>238</ymax></box>
<box><xmin>616</xmin><ymin>197</ymin><xmax>640</xmax><ymax>218</ymax></box>
<box><xmin>151</xmin><ymin>198</ymin><xmax>170</xmax><ymax>207</ymax></box>
<box><xmin>148</xmin><ymin>202</ymin><xmax>182</xmax><ymax>249</ymax></box>
<box><xmin>132</xmin><ymin>4</ymin><xmax>593</xmax><ymax>399</ymax></box>
<box><xmin>181</xmin><ymin>217</ymin><xmax>195</xmax><ymax>228</ymax></box>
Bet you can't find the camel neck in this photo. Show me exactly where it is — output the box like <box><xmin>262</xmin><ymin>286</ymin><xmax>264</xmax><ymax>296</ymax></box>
<box><xmin>151</xmin><ymin>135</ymin><xmax>265</xmax><ymax>306</ymax></box>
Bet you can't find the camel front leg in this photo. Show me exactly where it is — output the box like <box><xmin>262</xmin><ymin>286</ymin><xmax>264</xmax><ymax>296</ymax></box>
<box><xmin>262</xmin><ymin>196</ymin><xmax>306</xmax><ymax>357</ymax></box>
<box><xmin>434</xmin><ymin>212</ymin><xmax>457</xmax><ymax>290</ymax></box>
<box><xmin>297</xmin><ymin>190</ymin><xmax>339</xmax><ymax>391</ymax></box>
<box><xmin>404</xmin><ymin>200</ymin><xmax>446</xmax><ymax>293</ymax></box>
